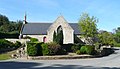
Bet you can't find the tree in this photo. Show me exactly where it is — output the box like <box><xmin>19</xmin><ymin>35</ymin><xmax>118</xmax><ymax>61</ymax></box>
<box><xmin>0</xmin><ymin>14</ymin><xmax>9</xmax><ymax>26</ymax></box>
<box><xmin>98</xmin><ymin>31</ymin><xmax>115</xmax><ymax>46</ymax></box>
<box><xmin>53</xmin><ymin>31</ymin><xmax>57</xmax><ymax>42</ymax></box>
<box><xmin>78</xmin><ymin>13</ymin><xmax>98</xmax><ymax>45</ymax></box>
<box><xmin>58</xmin><ymin>30</ymin><xmax>63</xmax><ymax>45</ymax></box>
<box><xmin>53</xmin><ymin>30</ymin><xmax>63</xmax><ymax>45</ymax></box>
<box><xmin>0</xmin><ymin>14</ymin><xmax>22</xmax><ymax>34</ymax></box>
<box><xmin>114</xmin><ymin>27</ymin><xmax>120</xmax><ymax>43</ymax></box>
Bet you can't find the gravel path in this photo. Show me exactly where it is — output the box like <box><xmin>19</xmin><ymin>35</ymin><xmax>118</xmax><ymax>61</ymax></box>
<box><xmin>0</xmin><ymin>47</ymin><xmax>120</xmax><ymax>69</ymax></box>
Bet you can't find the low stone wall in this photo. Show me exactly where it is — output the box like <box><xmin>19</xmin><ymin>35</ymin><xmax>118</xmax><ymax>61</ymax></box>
<box><xmin>5</xmin><ymin>39</ymin><xmax>30</xmax><ymax>43</ymax></box>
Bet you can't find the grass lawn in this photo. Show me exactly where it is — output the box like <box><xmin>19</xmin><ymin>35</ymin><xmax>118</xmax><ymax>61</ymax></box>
<box><xmin>0</xmin><ymin>50</ymin><xmax>16</xmax><ymax>60</ymax></box>
<box><xmin>0</xmin><ymin>53</ymin><xmax>11</xmax><ymax>60</ymax></box>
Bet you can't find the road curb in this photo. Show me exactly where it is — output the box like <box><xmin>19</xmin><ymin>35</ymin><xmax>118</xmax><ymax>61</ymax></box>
<box><xmin>27</xmin><ymin>55</ymin><xmax>101</xmax><ymax>60</ymax></box>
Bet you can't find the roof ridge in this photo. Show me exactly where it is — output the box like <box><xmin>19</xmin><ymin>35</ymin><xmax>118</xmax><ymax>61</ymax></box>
<box><xmin>27</xmin><ymin>23</ymin><xmax>52</xmax><ymax>24</ymax></box>
<box><xmin>27</xmin><ymin>22</ymin><xmax>77</xmax><ymax>24</ymax></box>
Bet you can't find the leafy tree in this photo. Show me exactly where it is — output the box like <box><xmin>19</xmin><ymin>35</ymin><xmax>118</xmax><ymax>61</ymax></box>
<box><xmin>98</xmin><ymin>31</ymin><xmax>115</xmax><ymax>46</ymax></box>
<box><xmin>78</xmin><ymin>13</ymin><xmax>98</xmax><ymax>45</ymax></box>
<box><xmin>0</xmin><ymin>14</ymin><xmax>9</xmax><ymax>26</ymax></box>
<box><xmin>0</xmin><ymin>14</ymin><xmax>22</xmax><ymax>37</ymax></box>
<box><xmin>114</xmin><ymin>27</ymin><xmax>120</xmax><ymax>43</ymax></box>
<box><xmin>0</xmin><ymin>24</ymin><xmax>11</xmax><ymax>32</ymax></box>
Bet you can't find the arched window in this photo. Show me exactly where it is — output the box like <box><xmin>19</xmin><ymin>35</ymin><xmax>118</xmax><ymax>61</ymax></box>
<box><xmin>57</xmin><ymin>25</ymin><xmax>62</xmax><ymax>33</ymax></box>
<box><xmin>56</xmin><ymin>25</ymin><xmax>64</xmax><ymax>44</ymax></box>
<box><xmin>43</xmin><ymin>36</ymin><xmax>47</xmax><ymax>43</ymax></box>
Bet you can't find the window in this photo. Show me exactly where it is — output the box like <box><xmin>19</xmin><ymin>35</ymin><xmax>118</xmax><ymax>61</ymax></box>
<box><xmin>57</xmin><ymin>25</ymin><xmax>62</xmax><ymax>33</ymax></box>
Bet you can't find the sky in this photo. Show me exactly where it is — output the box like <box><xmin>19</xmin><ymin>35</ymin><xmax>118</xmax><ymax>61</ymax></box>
<box><xmin>0</xmin><ymin>0</ymin><xmax>120</xmax><ymax>32</ymax></box>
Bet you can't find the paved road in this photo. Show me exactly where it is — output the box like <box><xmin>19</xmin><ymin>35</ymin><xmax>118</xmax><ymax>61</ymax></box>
<box><xmin>0</xmin><ymin>47</ymin><xmax>120</xmax><ymax>69</ymax></box>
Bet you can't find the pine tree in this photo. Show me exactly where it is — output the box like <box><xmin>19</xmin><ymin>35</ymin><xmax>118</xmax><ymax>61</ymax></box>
<box><xmin>53</xmin><ymin>30</ymin><xmax>63</xmax><ymax>45</ymax></box>
<box><xmin>53</xmin><ymin>31</ymin><xmax>57</xmax><ymax>42</ymax></box>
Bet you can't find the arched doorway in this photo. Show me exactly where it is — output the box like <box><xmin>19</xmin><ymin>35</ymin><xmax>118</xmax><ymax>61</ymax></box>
<box><xmin>43</xmin><ymin>36</ymin><xmax>47</xmax><ymax>43</ymax></box>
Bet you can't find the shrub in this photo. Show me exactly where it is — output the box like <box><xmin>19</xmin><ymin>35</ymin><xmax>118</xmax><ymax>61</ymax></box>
<box><xmin>114</xmin><ymin>43</ymin><xmax>120</xmax><ymax>47</ymax></box>
<box><xmin>27</xmin><ymin>42</ymin><xmax>37</xmax><ymax>56</ymax></box>
<box><xmin>101</xmin><ymin>48</ymin><xmax>114</xmax><ymax>56</ymax></box>
<box><xmin>0</xmin><ymin>32</ymin><xmax>19</xmax><ymax>39</ymax></box>
<box><xmin>27</xmin><ymin>42</ymin><xmax>43</xmax><ymax>56</ymax></box>
<box><xmin>80</xmin><ymin>46</ymin><xmax>87</xmax><ymax>54</ymax></box>
<box><xmin>62</xmin><ymin>44</ymin><xmax>73</xmax><ymax>52</ymax></box>
<box><xmin>80</xmin><ymin>45</ymin><xmax>95</xmax><ymax>55</ymax></box>
<box><xmin>48</xmin><ymin>42</ymin><xmax>61</xmax><ymax>55</ymax></box>
<box><xmin>41</xmin><ymin>43</ymin><xmax>49</xmax><ymax>56</ymax></box>
<box><xmin>30</xmin><ymin>38</ymin><xmax>38</xmax><ymax>42</ymax></box>
<box><xmin>27</xmin><ymin>46</ymin><xmax>37</xmax><ymax>56</ymax></box>
<box><xmin>41</xmin><ymin>42</ymin><xmax>64</xmax><ymax>55</ymax></box>
<box><xmin>71</xmin><ymin>44</ymin><xmax>81</xmax><ymax>53</ymax></box>
<box><xmin>57</xmin><ymin>48</ymin><xmax>67</xmax><ymax>55</ymax></box>
<box><xmin>14</xmin><ymin>41</ymin><xmax>22</xmax><ymax>49</ymax></box>
<box><xmin>0</xmin><ymin>39</ymin><xmax>15</xmax><ymax>51</ymax></box>
<box><xmin>85</xmin><ymin>46</ymin><xmax>95</xmax><ymax>55</ymax></box>
<box><xmin>35</xmin><ymin>42</ymin><xmax>43</xmax><ymax>56</ymax></box>
<box><xmin>76</xmin><ymin>50</ymin><xmax>81</xmax><ymax>55</ymax></box>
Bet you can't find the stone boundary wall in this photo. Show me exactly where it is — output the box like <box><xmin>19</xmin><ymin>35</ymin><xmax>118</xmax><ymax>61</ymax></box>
<box><xmin>5</xmin><ymin>39</ymin><xmax>30</xmax><ymax>43</ymax></box>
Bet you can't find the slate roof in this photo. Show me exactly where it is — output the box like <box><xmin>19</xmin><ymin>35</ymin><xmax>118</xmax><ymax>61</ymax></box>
<box><xmin>21</xmin><ymin>23</ymin><xmax>80</xmax><ymax>35</ymax></box>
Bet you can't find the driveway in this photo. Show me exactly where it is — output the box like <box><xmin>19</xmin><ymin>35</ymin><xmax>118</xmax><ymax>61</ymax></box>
<box><xmin>0</xmin><ymin>47</ymin><xmax>120</xmax><ymax>69</ymax></box>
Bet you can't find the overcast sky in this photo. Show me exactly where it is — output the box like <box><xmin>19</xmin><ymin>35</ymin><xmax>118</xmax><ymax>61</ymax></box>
<box><xmin>0</xmin><ymin>0</ymin><xmax>120</xmax><ymax>32</ymax></box>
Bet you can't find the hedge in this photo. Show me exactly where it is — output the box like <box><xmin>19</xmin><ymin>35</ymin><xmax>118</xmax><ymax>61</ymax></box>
<box><xmin>0</xmin><ymin>32</ymin><xmax>19</xmax><ymax>39</ymax></box>
<box><xmin>0</xmin><ymin>39</ymin><xmax>21</xmax><ymax>53</ymax></box>
<box><xmin>27</xmin><ymin>42</ymin><xmax>43</xmax><ymax>56</ymax></box>
<box><xmin>30</xmin><ymin>38</ymin><xmax>38</xmax><ymax>42</ymax></box>
<box><xmin>41</xmin><ymin>43</ymin><xmax>49</xmax><ymax>56</ymax></box>
<box><xmin>41</xmin><ymin>42</ymin><xmax>67</xmax><ymax>56</ymax></box>
<box><xmin>48</xmin><ymin>42</ymin><xmax>61</xmax><ymax>55</ymax></box>
<box><xmin>27</xmin><ymin>42</ymin><xmax>37</xmax><ymax>56</ymax></box>
<box><xmin>71</xmin><ymin>44</ymin><xmax>82</xmax><ymax>53</ymax></box>
<box><xmin>80</xmin><ymin>45</ymin><xmax>95</xmax><ymax>55</ymax></box>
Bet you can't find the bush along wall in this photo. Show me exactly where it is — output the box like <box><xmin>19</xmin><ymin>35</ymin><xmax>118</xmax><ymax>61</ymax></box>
<box><xmin>71</xmin><ymin>44</ymin><xmax>82</xmax><ymax>53</ymax></box>
<box><xmin>27</xmin><ymin>42</ymin><xmax>67</xmax><ymax>56</ymax></box>
<box><xmin>30</xmin><ymin>38</ymin><xmax>38</xmax><ymax>42</ymax></box>
<box><xmin>80</xmin><ymin>45</ymin><xmax>96</xmax><ymax>55</ymax></box>
<box><xmin>41</xmin><ymin>43</ymin><xmax>49</xmax><ymax>56</ymax></box>
<box><xmin>47</xmin><ymin>42</ymin><xmax>61</xmax><ymax>55</ymax></box>
<box><xmin>41</xmin><ymin>42</ymin><xmax>65</xmax><ymax>56</ymax></box>
<box><xmin>27</xmin><ymin>42</ymin><xmax>43</xmax><ymax>56</ymax></box>
<box><xmin>0</xmin><ymin>39</ymin><xmax>22</xmax><ymax>53</ymax></box>
<box><xmin>0</xmin><ymin>32</ymin><xmax>19</xmax><ymax>39</ymax></box>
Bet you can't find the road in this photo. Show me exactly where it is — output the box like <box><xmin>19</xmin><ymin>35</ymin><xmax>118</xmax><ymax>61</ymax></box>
<box><xmin>0</xmin><ymin>47</ymin><xmax>120</xmax><ymax>69</ymax></box>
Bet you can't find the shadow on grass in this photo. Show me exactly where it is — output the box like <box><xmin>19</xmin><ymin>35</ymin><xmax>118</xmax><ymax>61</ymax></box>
<box><xmin>0</xmin><ymin>61</ymin><xmax>119</xmax><ymax>69</ymax></box>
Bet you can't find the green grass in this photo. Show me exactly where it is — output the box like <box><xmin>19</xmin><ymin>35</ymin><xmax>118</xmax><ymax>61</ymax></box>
<box><xmin>0</xmin><ymin>50</ymin><xmax>16</xmax><ymax>60</ymax></box>
<box><xmin>0</xmin><ymin>53</ymin><xmax>11</xmax><ymax>60</ymax></box>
